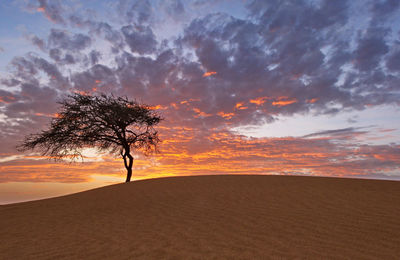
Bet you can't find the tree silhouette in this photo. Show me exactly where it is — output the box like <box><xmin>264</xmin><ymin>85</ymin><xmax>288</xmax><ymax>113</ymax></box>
<box><xmin>19</xmin><ymin>93</ymin><xmax>162</xmax><ymax>182</ymax></box>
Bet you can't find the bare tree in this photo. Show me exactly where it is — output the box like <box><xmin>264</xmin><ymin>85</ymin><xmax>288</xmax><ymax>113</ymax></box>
<box><xmin>18</xmin><ymin>93</ymin><xmax>162</xmax><ymax>182</ymax></box>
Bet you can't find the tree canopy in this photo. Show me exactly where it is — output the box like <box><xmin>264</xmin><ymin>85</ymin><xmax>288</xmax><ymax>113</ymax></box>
<box><xmin>19</xmin><ymin>93</ymin><xmax>162</xmax><ymax>182</ymax></box>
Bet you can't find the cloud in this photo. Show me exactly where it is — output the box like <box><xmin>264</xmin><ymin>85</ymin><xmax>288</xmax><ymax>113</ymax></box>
<box><xmin>116</xmin><ymin>0</ymin><xmax>153</xmax><ymax>25</ymax></box>
<box><xmin>353</xmin><ymin>27</ymin><xmax>389</xmax><ymax>72</ymax></box>
<box><xmin>203</xmin><ymin>71</ymin><xmax>217</xmax><ymax>77</ymax></box>
<box><xmin>302</xmin><ymin>127</ymin><xmax>367</xmax><ymax>139</ymax></box>
<box><xmin>71</xmin><ymin>64</ymin><xmax>119</xmax><ymax>93</ymax></box>
<box><xmin>386</xmin><ymin>48</ymin><xmax>400</xmax><ymax>72</ymax></box>
<box><xmin>5</xmin><ymin>0</ymin><xmax>400</xmax><ymax>124</ymax></box>
<box><xmin>36</xmin><ymin>0</ymin><xmax>66</xmax><ymax>24</ymax></box>
<box><xmin>0</xmin><ymin>158</ymin><xmax>122</xmax><ymax>183</ymax></box>
<box><xmin>2</xmin><ymin>129</ymin><xmax>399</xmax><ymax>183</ymax></box>
<box><xmin>370</xmin><ymin>0</ymin><xmax>400</xmax><ymax>24</ymax></box>
<box><xmin>0</xmin><ymin>78</ymin><xmax>20</xmax><ymax>87</ymax></box>
<box><xmin>0</xmin><ymin>0</ymin><xmax>400</xmax><ymax>182</ymax></box>
<box><xmin>25</xmin><ymin>30</ymin><xmax>92</xmax><ymax>66</ymax></box>
<box><xmin>28</xmin><ymin>35</ymin><xmax>45</xmax><ymax>51</ymax></box>
<box><xmin>165</xmin><ymin>0</ymin><xmax>185</xmax><ymax>19</ymax></box>
<box><xmin>121</xmin><ymin>25</ymin><xmax>157</xmax><ymax>55</ymax></box>
<box><xmin>48</xmin><ymin>29</ymin><xmax>91</xmax><ymax>52</ymax></box>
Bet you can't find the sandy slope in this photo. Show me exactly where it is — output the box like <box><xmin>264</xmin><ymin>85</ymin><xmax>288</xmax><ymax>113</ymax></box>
<box><xmin>1</xmin><ymin>175</ymin><xmax>400</xmax><ymax>259</ymax></box>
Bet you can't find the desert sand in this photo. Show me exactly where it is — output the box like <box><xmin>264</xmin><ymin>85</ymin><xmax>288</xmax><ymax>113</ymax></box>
<box><xmin>1</xmin><ymin>175</ymin><xmax>400</xmax><ymax>259</ymax></box>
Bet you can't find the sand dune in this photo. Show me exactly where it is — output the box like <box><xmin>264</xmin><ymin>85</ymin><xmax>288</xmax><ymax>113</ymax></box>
<box><xmin>1</xmin><ymin>175</ymin><xmax>400</xmax><ymax>259</ymax></box>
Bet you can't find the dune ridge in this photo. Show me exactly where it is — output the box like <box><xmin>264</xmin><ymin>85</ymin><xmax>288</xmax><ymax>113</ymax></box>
<box><xmin>1</xmin><ymin>175</ymin><xmax>400</xmax><ymax>259</ymax></box>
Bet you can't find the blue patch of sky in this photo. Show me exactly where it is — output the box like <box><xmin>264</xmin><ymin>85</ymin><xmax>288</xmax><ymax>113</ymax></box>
<box><xmin>233</xmin><ymin>104</ymin><xmax>400</xmax><ymax>145</ymax></box>
<box><xmin>0</xmin><ymin>1</ymin><xmax>52</xmax><ymax>71</ymax></box>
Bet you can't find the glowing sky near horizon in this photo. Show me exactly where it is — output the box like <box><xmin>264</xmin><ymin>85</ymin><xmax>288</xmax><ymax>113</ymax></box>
<box><xmin>1</xmin><ymin>0</ymin><xmax>400</xmax><ymax>204</ymax></box>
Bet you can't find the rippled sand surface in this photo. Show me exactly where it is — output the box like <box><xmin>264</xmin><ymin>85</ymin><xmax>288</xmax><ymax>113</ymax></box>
<box><xmin>1</xmin><ymin>175</ymin><xmax>400</xmax><ymax>259</ymax></box>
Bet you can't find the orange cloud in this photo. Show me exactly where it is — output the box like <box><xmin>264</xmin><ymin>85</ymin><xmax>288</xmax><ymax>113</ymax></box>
<box><xmin>373</xmin><ymin>154</ymin><xmax>385</xmax><ymax>160</ymax></box>
<box><xmin>203</xmin><ymin>71</ymin><xmax>217</xmax><ymax>77</ymax></box>
<box><xmin>180</xmin><ymin>98</ymin><xmax>200</xmax><ymax>105</ymax></box>
<box><xmin>272</xmin><ymin>97</ymin><xmax>297</xmax><ymax>106</ymax></box>
<box><xmin>73</xmin><ymin>90</ymin><xmax>89</xmax><ymax>95</ymax></box>
<box><xmin>149</xmin><ymin>105</ymin><xmax>168</xmax><ymax>110</ymax></box>
<box><xmin>235</xmin><ymin>102</ymin><xmax>248</xmax><ymax>110</ymax></box>
<box><xmin>193</xmin><ymin>108</ymin><xmax>212</xmax><ymax>118</ymax></box>
<box><xmin>0</xmin><ymin>96</ymin><xmax>15</xmax><ymax>103</ymax></box>
<box><xmin>307</xmin><ymin>98</ymin><xmax>318</xmax><ymax>103</ymax></box>
<box><xmin>2</xmin><ymin>129</ymin><xmax>400</xmax><ymax>185</ymax></box>
<box><xmin>34</xmin><ymin>112</ymin><xmax>59</xmax><ymax>118</ymax></box>
<box><xmin>250</xmin><ymin>97</ymin><xmax>268</xmax><ymax>105</ymax></box>
<box><xmin>217</xmin><ymin>111</ymin><xmax>235</xmax><ymax>119</ymax></box>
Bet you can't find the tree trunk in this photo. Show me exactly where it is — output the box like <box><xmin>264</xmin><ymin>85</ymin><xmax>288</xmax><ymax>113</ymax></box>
<box><xmin>124</xmin><ymin>153</ymin><xmax>134</xmax><ymax>182</ymax></box>
<box><xmin>125</xmin><ymin>167</ymin><xmax>132</xmax><ymax>182</ymax></box>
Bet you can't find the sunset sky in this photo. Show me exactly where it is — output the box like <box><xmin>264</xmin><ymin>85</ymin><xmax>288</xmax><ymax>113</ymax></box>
<box><xmin>1</xmin><ymin>0</ymin><xmax>400</xmax><ymax>204</ymax></box>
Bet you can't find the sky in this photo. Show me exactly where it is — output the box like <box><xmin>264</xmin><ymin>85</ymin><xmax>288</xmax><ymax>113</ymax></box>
<box><xmin>1</xmin><ymin>0</ymin><xmax>400</xmax><ymax>204</ymax></box>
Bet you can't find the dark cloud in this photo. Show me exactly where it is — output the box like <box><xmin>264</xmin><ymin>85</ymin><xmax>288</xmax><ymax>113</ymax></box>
<box><xmin>0</xmin><ymin>89</ymin><xmax>18</xmax><ymax>104</ymax></box>
<box><xmin>8</xmin><ymin>53</ymin><xmax>69</xmax><ymax>90</ymax></box>
<box><xmin>386</xmin><ymin>48</ymin><xmax>400</xmax><ymax>71</ymax></box>
<box><xmin>88</xmin><ymin>50</ymin><xmax>101</xmax><ymax>65</ymax></box>
<box><xmin>121</xmin><ymin>25</ymin><xmax>157</xmax><ymax>55</ymax></box>
<box><xmin>36</xmin><ymin>0</ymin><xmax>65</xmax><ymax>24</ymax></box>
<box><xmin>165</xmin><ymin>0</ymin><xmax>185</xmax><ymax>19</ymax></box>
<box><xmin>28</xmin><ymin>35</ymin><xmax>45</xmax><ymax>51</ymax></box>
<box><xmin>117</xmin><ymin>0</ymin><xmax>153</xmax><ymax>25</ymax></box>
<box><xmin>26</xmin><ymin>28</ymin><xmax>93</xmax><ymax>65</ymax></box>
<box><xmin>5</xmin><ymin>0</ymin><xmax>400</xmax><ymax>124</ymax></box>
<box><xmin>0</xmin><ymin>78</ymin><xmax>20</xmax><ymax>87</ymax></box>
<box><xmin>71</xmin><ymin>64</ymin><xmax>118</xmax><ymax>93</ymax></box>
<box><xmin>302</xmin><ymin>127</ymin><xmax>367</xmax><ymax>139</ymax></box>
<box><xmin>67</xmin><ymin>16</ymin><xmax>126</xmax><ymax>53</ymax></box>
<box><xmin>353</xmin><ymin>27</ymin><xmax>389</xmax><ymax>72</ymax></box>
<box><xmin>48</xmin><ymin>48</ymin><xmax>75</xmax><ymax>64</ymax></box>
<box><xmin>48</xmin><ymin>29</ymin><xmax>91</xmax><ymax>52</ymax></box>
<box><xmin>370</xmin><ymin>0</ymin><xmax>400</xmax><ymax>23</ymax></box>
<box><xmin>347</xmin><ymin>116</ymin><xmax>359</xmax><ymax>124</ymax></box>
